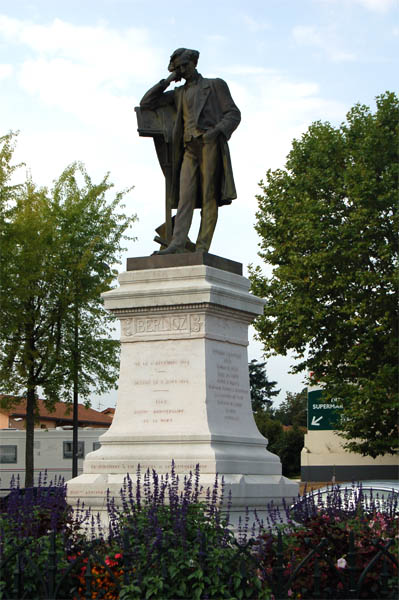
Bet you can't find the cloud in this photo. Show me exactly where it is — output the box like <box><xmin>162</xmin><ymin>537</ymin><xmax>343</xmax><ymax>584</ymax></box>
<box><xmin>0</xmin><ymin>15</ymin><xmax>166</xmax><ymax>139</ymax></box>
<box><xmin>0</xmin><ymin>16</ymin><xmax>160</xmax><ymax>79</ymax></box>
<box><xmin>206</xmin><ymin>34</ymin><xmax>227</xmax><ymax>43</ymax></box>
<box><xmin>223</xmin><ymin>65</ymin><xmax>277</xmax><ymax>76</ymax></box>
<box><xmin>17</xmin><ymin>57</ymin><xmax>135</xmax><ymax>132</ymax></box>
<box><xmin>0</xmin><ymin>64</ymin><xmax>13</xmax><ymax>80</ymax></box>
<box><xmin>354</xmin><ymin>0</ymin><xmax>396</xmax><ymax>12</ymax></box>
<box><xmin>331</xmin><ymin>51</ymin><xmax>357</xmax><ymax>61</ymax></box>
<box><xmin>314</xmin><ymin>0</ymin><xmax>396</xmax><ymax>12</ymax></box>
<box><xmin>0</xmin><ymin>15</ymin><xmax>163</xmax><ymax>89</ymax></box>
<box><xmin>242</xmin><ymin>15</ymin><xmax>271</xmax><ymax>32</ymax></box>
<box><xmin>293</xmin><ymin>25</ymin><xmax>323</xmax><ymax>46</ymax></box>
<box><xmin>292</xmin><ymin>25</ymin><xmax>357</xmax><ymax>62</ymax></box>
<box><xmin>221</xmin><ymin>69</ymin><xmax>346</xmax><ymax>239</ymax></box>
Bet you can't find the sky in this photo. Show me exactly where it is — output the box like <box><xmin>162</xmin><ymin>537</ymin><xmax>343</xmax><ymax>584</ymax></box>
<box><xmin>1</xmin><ymin>0</ymin><xmax>398</xmax><ymax>408</ymax></box>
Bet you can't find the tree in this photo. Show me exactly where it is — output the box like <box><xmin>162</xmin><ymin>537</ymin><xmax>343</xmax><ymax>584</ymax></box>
<box><xmin>0</xmin><ymin>179</ymin><xmax>68</xmax><ymax>487</ymax></box>
<box><xmin>248</xmin><ymin>359</ymin><xmax>279</xmax><ymax>413</ymax></box>
<box><xmin>274</xmin><ymin>389</ymin><xmax>307</xmax><ymax>427</ymax></box>
<box><xmin>249</xmin><ymin>92</ymin><xmax>398</xmax><ymax>458</ymax></box>
<box><xmin>0</xmin><ymin>132</ymin><xmax>23</xmax><ymax>308</ymax></box>
<box><xmin>52</xmin><ymin>163</ymin><xmax>136</xmax><ymax>476</ymax></box>
<box><xmin>0</xmin><ymin>132</ymin><xmax>21</xmax><ymax>206</ymax></box>
<box><xmin>273</xmin><ymin>426</ymin><xmax>304</xmax><ymax>478</ymax></box>
<box><xmin>254</xmin><ymin>411</ymin><xmax>304</xmax><ymax>478</ymax></box>
<box><xmin>0</xmin><ymin>145</ymin><xmax>136</xmax><ymax>485</ymax></box>
<box><xmin>254</xmin><ymin>411</ymin><xmax>283</xmax><ymax>449</ymax></box>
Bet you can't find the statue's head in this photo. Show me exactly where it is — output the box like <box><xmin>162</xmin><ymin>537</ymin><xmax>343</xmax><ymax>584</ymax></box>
<box><xmin>168</xmin><ymin>48</ymin><xmax>199</xmax><ymax>81</ymax></box>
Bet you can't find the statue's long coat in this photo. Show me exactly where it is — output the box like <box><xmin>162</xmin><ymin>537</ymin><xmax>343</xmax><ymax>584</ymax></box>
<box><xmin>140</xmin><ymin>74</ymin><xmax>241</xmax><ymax>209</ymax></box>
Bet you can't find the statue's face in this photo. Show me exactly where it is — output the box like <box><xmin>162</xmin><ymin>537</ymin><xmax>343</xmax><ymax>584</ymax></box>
<box><xmin>175</xmin><ymin>59</ymin><xmax>196</xmax><ymax>82</ymax></box>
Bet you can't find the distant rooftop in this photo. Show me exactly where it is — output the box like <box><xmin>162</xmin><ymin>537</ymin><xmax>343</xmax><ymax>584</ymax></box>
<box><xmin>0</xmin><ymin>395</ymin><xmax>113</xmax><ymax>427</ymax></box>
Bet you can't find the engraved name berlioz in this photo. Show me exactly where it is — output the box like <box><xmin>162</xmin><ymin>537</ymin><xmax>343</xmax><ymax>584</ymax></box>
<box><xmin>122</xmin><ymin>314</ymin><xmax>202</xmax><ymax>336</ymax></box>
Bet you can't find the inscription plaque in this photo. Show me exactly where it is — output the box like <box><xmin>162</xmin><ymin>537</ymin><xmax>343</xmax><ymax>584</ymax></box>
<box><xmin>125</xmin><ymin>355</ymin><xmax>192</xmax><ymax>427</ymax></box>
<box><xmin>208</xmin><ymin>347</ymin><xmax>248</xmax><ymax>422</ymax></box>
<box><xmin>121</xmin><ymin>314</ymin><xmax>203</xmax><ymax>337</ymax></box>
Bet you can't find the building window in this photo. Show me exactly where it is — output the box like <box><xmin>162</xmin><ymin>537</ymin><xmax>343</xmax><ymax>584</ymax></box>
<box><xmin>0</xmin><ymin>445</ymin><xmax>17</xmax><ymax>464</ymax></box>
<box><xmin>93</xmin><ymin>442</ymin><xmax>101</xmax><ymax>451</ymax></box>
<box><xmin>63</xmin><ymin>441</ymin><xmax>84</xmax><ymax>459</ymax></box>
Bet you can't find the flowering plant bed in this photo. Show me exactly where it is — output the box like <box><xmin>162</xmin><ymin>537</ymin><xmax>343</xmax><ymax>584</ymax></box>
<box><xmin>72</xmin><ymin>551</ymin><xmax>124</xmax><ymax>600</ymax></box>
<box><xmin>255</xmin><ymin>512</ymin><xmax>398</xmax><ymax>599</ymax></box>
<box><xmin>0</xmin><ymin>468</ymin><xmax>397</xmax><ymax>599</ymax></box>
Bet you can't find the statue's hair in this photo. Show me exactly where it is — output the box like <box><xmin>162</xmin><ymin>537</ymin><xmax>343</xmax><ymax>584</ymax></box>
<box><xmin>168</xmin><ymin>48</ymin><xmax>200</xmax><ymax>71</ymax></box>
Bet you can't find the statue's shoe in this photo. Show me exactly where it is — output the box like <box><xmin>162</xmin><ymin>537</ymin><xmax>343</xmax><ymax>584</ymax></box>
<box><xmin>155</xmin><ymin>245</ymin><xmax>185</xmax><ymax>255</ymax></box>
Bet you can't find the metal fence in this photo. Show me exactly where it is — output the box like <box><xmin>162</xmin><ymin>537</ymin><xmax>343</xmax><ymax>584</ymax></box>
<box><xmin>0</xmin><ymin>528</ymin><xmax>397</xmax><ymax>599</ymax></box>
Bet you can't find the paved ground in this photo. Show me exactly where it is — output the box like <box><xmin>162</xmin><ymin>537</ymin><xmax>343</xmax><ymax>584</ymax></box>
<box><xmin>299</xmin><ymin>481</ymin><xmax>342</xmax><ymax>495</ymax></box>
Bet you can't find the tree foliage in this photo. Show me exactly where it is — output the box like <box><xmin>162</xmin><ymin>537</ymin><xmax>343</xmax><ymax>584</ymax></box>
<box><xmin>274</xmin><ymin>389</ymin><xmax>307</xmax><ymax>427</ymax></box>
<box><xmin>0</xmin><ymin>132</ymin><xmax>23</xmax><ymax>314</ymax></box>
<box><xmin>0</xmin><ymin>176</ymin><xmax>67</xmax><ymax>485</ymax></box>
<box><xmin>273</xmin><ymin>425</ymin><xmax>304</xmax><ymax>478</ymax></box>
<box><xmin>249</xmin><ymin>92</ymin><xmax>398</xmax><ymax>457</ymax></box>
<box><xmin>52</xmin><ymin>163</ymin><xmax>136</xmax><ymax>476</ymax></box>
<box><xmin>254</xmin><ymin>409</ymin><xmax>304</xmax><ymax>478</ymax></box>
<box><xmin>52</xmin><ymin>162</ymin><xmax>136</xmax><ymax>402</ymax></box>
<box><xmin>248</xmin><ymin>359</ymin><xmax>279</xmax><ymax>413</ymax></box>
<box><xmin>254</xmin><ymin>411</ymin><xmax>283</xmax><ymax>449</ymax></box>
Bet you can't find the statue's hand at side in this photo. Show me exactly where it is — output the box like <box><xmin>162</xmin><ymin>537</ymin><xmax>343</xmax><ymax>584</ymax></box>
<box><xmin>202</xmin><ymin>128</ymin><xmax>220</xmax><ymax>143</ymax></box>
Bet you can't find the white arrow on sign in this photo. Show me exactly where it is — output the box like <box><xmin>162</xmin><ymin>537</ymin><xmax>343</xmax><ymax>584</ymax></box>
<box><xmin>311</xmin><ymin>416</ymin><xmax>323</xmax><ymax>426</ymax></box>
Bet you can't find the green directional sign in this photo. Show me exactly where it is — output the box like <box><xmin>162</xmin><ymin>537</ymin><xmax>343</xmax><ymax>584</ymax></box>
<box><xmin>307</xmin><ymin>389</ymin><xmax>344</xmax><ymax>430</ymax></box>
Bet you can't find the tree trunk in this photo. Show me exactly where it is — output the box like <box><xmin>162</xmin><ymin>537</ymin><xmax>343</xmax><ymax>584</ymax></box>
<box><xmin>72</xmin><ymin>303</ymin><xmax>79</xmax><ymax>478</ymax></box>
<box><xmin>25</xmin><ymin>383</ymin><xmax>36</xmax><ymax>488</ymax></box>
<box><xmin>24</xmin><ymin>315</ymin><xmax>37</xmax><ymax>489</ymax></box>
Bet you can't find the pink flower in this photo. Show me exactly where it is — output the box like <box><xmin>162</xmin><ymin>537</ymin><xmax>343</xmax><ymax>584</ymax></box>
<box><xmin>288</xmin><ymin>590</ymin><xmax>293</xmax><ymax>597</ymax></box>
<box><xmin>337</xmin><ymin>557</ymin><xmax>347</xmax><ymax>569</ymax></box>
<box><xmin>114</xmin><ymin>553</ymin><xmax>122</xmax><ymax>559</ymax></box>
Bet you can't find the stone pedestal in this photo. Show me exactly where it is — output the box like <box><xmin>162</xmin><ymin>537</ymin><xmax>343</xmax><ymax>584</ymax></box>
<box><xmin>67</xmin><ymin>254</ymin><xmax>298</xmax><ymax>527</ymax></box>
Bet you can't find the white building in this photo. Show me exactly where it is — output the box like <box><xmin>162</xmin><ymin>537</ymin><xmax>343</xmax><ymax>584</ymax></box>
<box><xmin>301</xmin><ymin>385</ymin><xmax>398</xmax><ymax>482</ymax></box>
<box><xmin>0</xmin><ymin>428</ymin><xmax>108</xmax><ymax>489</ymax></box>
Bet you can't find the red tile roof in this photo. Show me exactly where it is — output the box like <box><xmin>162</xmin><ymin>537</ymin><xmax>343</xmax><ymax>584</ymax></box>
<box><xmin>0</xmin><ymin>396</ymin><xmax>113</xmax><ymax>425</ymax></box>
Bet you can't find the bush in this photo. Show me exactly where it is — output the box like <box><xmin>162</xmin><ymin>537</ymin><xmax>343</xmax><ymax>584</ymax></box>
<box><xmin>255</xmin><ymin>512</ymin><xmax>398</xmax><ymax>599</ymax></box>
<box><xmin>0</xmin><ymin>472</ymin><xmax>71</xmax><ymax>537</ymax></box>
<box><xmin>101</xmin><ymin>465</ymin><xmax>268</xmax><ymax>599</ymax></box>
<box><xmin>254</xmin><ymin>412</ymin><xmax>304</xmax><ymax>477</ymax></box>
<box><xmin>273</xmin><ymin>425</ymin><xmax>304</xmax><ymax>477</ymax></box>
<box><xmin>253</xmin><ymin>484</ymin><xmax>398</xmax><ymax>599</ymax></box>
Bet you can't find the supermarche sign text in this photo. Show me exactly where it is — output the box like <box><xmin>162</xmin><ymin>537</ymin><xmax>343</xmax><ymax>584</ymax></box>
<box><xmin>307</xmin><ymin>389</ymin><xmax>343</xmax><ymax>430</ymax></box>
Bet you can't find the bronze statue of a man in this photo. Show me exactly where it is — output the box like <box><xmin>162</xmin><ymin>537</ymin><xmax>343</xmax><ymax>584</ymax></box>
<box><xmin>140</xmin><ymin>48</ymin><xmax>241</xmax><ymax>254</ymax></box>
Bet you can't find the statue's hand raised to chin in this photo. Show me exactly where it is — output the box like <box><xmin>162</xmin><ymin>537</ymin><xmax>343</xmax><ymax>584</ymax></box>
<box><xmin>165</xmin><ymin>71</ymin><xmax>179</xmax><ymax>85</ymax></box>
